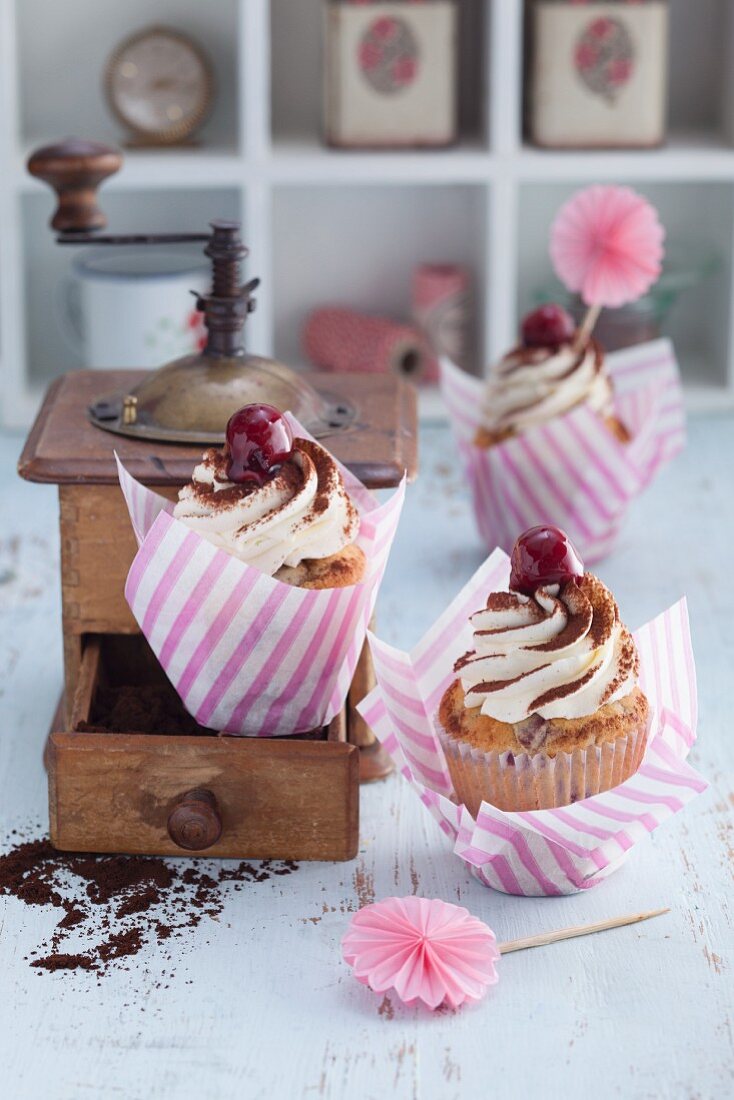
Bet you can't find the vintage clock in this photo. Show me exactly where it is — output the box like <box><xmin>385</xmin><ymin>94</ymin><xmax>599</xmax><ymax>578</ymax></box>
<box><xmin>105</xmin><ymin>26</ymin><xmax>214</xmax><ymax>146</ymax></box>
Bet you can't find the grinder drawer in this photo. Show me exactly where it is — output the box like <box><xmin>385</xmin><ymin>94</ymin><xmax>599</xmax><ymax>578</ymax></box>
<box><xmin>47</xmin><ymin>635</ymin><xmax>359</xmax><ymax>861</ymax></box>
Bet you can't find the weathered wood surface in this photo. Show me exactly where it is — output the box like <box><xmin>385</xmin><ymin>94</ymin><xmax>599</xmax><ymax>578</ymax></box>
<box><xmin>0</xmin><ymin>419</ymin><xmax>732</xmax><ymax>1099</ymax></box>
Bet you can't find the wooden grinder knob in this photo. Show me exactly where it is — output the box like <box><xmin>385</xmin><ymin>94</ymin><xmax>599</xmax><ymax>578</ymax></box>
<box><xmin>167</xmin><ymin>788</ymin><xmax>222</xmax><ymax>851</ymax></box>
<box><xmin>26</xmin><ymin>137</ymin><xmax>122</xmax><ymax>233</ymax></box>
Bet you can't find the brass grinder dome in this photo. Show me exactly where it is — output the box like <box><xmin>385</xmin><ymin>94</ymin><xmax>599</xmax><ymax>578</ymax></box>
<box><xmin>88</xmin><ymin>221</ymin><xmax>354</xmax><ymax>443</ymax></box>
<box><xmin>96</xmin><ymin>353</ymin><xmax>342</xmax><ymax>444</ymax></box>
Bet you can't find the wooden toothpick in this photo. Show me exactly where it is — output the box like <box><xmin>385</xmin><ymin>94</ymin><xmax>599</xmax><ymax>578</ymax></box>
<box><xmin>498</xmin><ymin>907</ymin><xmax>670</xmax><ymax>956</ymax></box>
<box><xmin>573</xmin><ymin>302</ymin><xmax>603</xmax><ymax>351</ymax></box>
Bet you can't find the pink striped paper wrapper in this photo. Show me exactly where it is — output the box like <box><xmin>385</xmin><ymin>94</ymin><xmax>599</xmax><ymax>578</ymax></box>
<box><xmin>115</xmin><ymin>415</ymin><xmax>405</xmax><ymax>737</ymax></box>
<box><xmin>440</xmin><ymin>338</ymin><xmax>685</xmax><ymax>565</ymax></box>
<box><xmin>358</xmin><ymin>548</ymin><xmax>707</xmax><ymax>896</ymax></box>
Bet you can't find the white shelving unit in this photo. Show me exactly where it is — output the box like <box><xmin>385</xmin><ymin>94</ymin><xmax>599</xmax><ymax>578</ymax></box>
<box><xmin>2</xmin><ymin>0</ymin><xmax>734</xmax><ymax>429</ymax></box>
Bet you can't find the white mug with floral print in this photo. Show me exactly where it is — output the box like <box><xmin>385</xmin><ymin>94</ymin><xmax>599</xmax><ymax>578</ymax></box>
<box><xmin>60</xmin><ymin>249</ymin><xmax>210</xmax><ymax>369</ymax></box>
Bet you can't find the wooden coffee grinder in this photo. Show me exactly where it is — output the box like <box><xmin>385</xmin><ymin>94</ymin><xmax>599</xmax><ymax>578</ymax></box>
<box><xmin>19</xmin><ymin>139</ymin><xmax>417</xmax><ymax>863</ymax></box>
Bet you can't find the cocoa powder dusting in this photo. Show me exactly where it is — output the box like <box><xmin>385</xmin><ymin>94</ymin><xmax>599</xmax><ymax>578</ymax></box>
<box><xmin>186</xmin><ymin>448</ymin><xmax>304</xmax><ymax>513</ymax></box>
<box><xmin>297</xmin><ymin>438</ymin><xmax>336</xmax><ymax>517</ymax></box>
<box><xmin>482</xmin><ymin>591</ymin><xmax>530</xmax><ymax>613</ymax></box>
<box><xmin>0</xmin><ymin>829</ymin><xmax>299</xmax><ymax>978</ymax></box>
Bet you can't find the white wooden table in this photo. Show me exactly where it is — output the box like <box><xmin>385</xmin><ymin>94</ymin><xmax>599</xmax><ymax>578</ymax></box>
<box><xmin>0</xmin><ymin>418</ymin><xmax>731</xmax><ymax>1100</ymax></box>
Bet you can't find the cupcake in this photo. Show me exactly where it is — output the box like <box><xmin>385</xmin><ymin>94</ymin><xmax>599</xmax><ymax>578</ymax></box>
<box><xmin>475</xmin><ymin>304</ymin><xmax>629</xmax><ymax>448</ymax></box>
<box><xmin>174</xmin><ymin>403</ymin><xmax>366</xmax><ymax>588</ymax></box>
<box><xmin>438</xmin><ymin>525</ymin><xmax>649</xmax><ymax>814</ymax></box>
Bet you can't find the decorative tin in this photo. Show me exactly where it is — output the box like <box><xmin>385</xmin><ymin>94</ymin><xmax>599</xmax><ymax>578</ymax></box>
<box><xmin>324</xmin><ymin>0</ymin><xmax>458</xmax><ymax>148</ymax></box>
<box><xmin>527</xmin><ymin>1</ymin><xmax>669</xmax><ymax>149</ymax></box>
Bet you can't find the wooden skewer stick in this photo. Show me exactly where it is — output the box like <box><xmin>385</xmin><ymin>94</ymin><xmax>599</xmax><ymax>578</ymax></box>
<box><xmin>573</xmin><ymin>302</ymin><xmax>603</xmax><ymax>351</ymax></box>
<box><xmin>498</xmin><ymin>907</ymin><xmax>670</xmax><ymax>956</ymax></box>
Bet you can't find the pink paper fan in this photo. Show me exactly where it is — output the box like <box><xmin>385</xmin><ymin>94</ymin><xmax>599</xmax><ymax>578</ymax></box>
<box><xmin>342</xmin><ymin>896</ymin><xmax>500</xmax><ymax>1010</ymax></box>
<box><xmin>550</xmin><ymin>184</ymin><xmax>665</xmax><ymax>308</ymax></box>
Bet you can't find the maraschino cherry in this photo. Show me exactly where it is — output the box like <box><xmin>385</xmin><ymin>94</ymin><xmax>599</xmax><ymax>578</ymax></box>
<box><xmin>225</xmin><ymin>403</ymin><xmax>294</xmax><ymax>485</ymax></box>
<box><xmin>509</xmin><ymin>525</ymin><xmax>584</xmax><ymax>595</ymax></box>
<box><xmin>521</xmin><ymin>304</ymin><xmax>575</xmax><ymax>349</ymax></box>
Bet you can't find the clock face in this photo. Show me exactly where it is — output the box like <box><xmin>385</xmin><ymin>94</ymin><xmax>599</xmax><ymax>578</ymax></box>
<box><xmin>106</xmin><ymin>28</ymin><xmax>212</xmax><ymax>142</ymax></box>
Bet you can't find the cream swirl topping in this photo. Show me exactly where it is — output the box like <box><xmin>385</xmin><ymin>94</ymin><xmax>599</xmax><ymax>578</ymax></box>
<box><xmin>173</xmin><ymin>438</ymin><xmax>360</xmax><ymax>576</ymax></box>
<box><xmin>482</xmin><ymin>340</ymin><xmax>613</xmax><ymax>435</ymax></box>
<box><xmin>455</xmin><ymin>574</ymin><xmax>638</xmax><ymax>723</ymax></box>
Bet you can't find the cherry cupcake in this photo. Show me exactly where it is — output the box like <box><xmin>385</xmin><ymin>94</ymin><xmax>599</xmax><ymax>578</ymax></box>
<box><xmin>438</xmin><ymin>526</ymin><xmax>650</xmax><ymax>814</ymax></box>
<box><xmin>475</xmin><ymin>304</ymin><xmax>629</xmax><ymax>448</ymax></box>
<box><xmin>174</xmin><ymin>403</ymin><xmax>366</xmax><ymax>589</ymax></box>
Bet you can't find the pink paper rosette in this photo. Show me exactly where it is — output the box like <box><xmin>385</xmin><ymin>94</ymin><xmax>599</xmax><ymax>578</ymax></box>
<box><xmin>342</xmin><ymin>896</ymin><xmax>500</xmax><ymax>1010</ymax></box>
<box><xmin>550</xmin><ymin>184</ymin><xmax>665</xmax><ymax>309</ymax></box>
<box><xmin>115</xmin><ymin>415</ymin><xmax>405</xmax><ymax>737</ymax></box>
<box><xmin>357</xmin><ymin>549</ymin><xmax>708</xmax><ymax>897</ymax></box>
<box><xmin>440</xmin><ymin>338</ymin><xmax>685</xmax><ymax>564</ymax></box>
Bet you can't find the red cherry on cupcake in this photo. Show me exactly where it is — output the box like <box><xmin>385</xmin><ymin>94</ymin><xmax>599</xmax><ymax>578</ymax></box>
<box><xmin>225</xmin><ymin>403</ymin><xmax>294</xmax><ymax>486</ymax></box>
<box><xmin>521</xmin><ymin>304</ymin><xmax>575</xmax><ymax>349</ymax></box>
<box><xmin>509</xmin><ymin>525</ymin><xmax>584</xmax><ymax>595</ymax></box>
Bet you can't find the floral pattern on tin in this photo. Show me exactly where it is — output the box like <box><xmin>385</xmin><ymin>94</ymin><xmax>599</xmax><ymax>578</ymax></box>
<box><xmin>574</xmin><ymin>16</ymin><xmax>635</xmax><ymax>103</ymax></box>
<box><xmin>357</xmin><ymin>16</ymin><xmax>420</xmax><ymax>95</ymax></box>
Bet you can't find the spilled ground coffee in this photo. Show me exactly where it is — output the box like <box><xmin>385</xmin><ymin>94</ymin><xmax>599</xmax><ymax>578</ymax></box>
<box><xmin>0</xmin><ymin>830</ymin><xmax>298</xmax><ymax>976</ymax></box>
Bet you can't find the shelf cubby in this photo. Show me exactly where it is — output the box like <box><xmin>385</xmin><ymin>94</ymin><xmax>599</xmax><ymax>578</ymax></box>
<box><xmin>517</xmin><ymin>180</ymin><xmax>734</xmax><ymax>406</ymax></box>
<box><xmin>520</xmin><ymin>0</ymin><xmax>734</xmax><ymax>156</ymax></box>
<box><xmin>271</xmin><ymin>182</ymin><xmax>489</xmax><ymax>372</ymax></box>
<box><xmin>21</xmin><ymin>187</ymin><xmax>242</xmax><ymax>397</ymax></box>
<box><xmin>16</xmin><ymin>0</ymin><xmax>243</xmax><ymax>156</ymax></box>
<box><xmin>666</xmin><ymin>0</ymin><xmax>733</xmax><ymax>149</ymax></box>
<box><xmin>270</xmin><ymin>0</ymin><xmax>490</xmax><ymax>153</ymax></box>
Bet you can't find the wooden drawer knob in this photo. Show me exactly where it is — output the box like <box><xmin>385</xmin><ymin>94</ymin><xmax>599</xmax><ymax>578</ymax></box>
<box><xmin>167</xmin><ymin>788</ymin><xmax>222</xmax><ymax>851</ymax></box>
